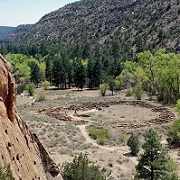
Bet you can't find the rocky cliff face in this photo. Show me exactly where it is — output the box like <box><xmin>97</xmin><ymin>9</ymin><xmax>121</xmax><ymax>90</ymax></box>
<box><xmin>0</xmin><ymin>54</ymin><xmax>62</xmax><ymax>180</ymax></box>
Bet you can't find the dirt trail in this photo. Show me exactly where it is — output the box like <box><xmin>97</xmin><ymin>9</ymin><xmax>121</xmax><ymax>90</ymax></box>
<box><xmin>77</xmin><ymin>124</ymin><xmax>116</xmax><ymax>151</ymax></box>
<box><xmin>76</xmin><ymin>123</ymin><xmax>138</xmax><ymax>165</ymax></box>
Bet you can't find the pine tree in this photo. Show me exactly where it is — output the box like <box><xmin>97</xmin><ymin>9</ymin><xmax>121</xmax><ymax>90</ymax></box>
<box><xmin>87</xmin><ymin>57</ymin><xmax>95</xmax><ymax>89</ymax></box>
<box><xmin>52</xmin><ymin>57</ymin><xmax>66</xmax><ymax>89</ymax></box>
<box><xmin>74</xmin><ymin>58</ymin><xmax>86</xmax><ymax>90</ymax></box>
<box><xmin>30</xmin><ymin>61</ymin><xmax>44</xmax><ymax>86</ymax></box>
<box><xmin>62</xmin><ymin>153</ymin><xmax>108</xmax><ymax>180</ymax></box>
<box><xmin>135</xmin><ymin>129</ymin><xmax>178</xmax><ymax>180</ymax></box>
<box><xmin>45</xmin><ymin>55</ymin><xmax>53</xmax><ymax>83</ymax></box>
<box><xmin>93</xmin><ymin>58</ymin><xmax>103</xmax><ymax>88</ymax></box>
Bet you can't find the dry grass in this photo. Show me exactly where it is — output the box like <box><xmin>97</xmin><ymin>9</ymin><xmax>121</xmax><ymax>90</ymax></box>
<box><xmin>16</xmin><ymin>87</ymin><xmax>180</xmax><ymax>179</ymax></box>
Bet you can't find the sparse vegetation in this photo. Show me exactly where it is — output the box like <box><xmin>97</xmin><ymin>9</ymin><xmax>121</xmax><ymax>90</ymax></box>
<box><xmin>42</xmin><ymin>80</ymin><xmax>50</xmax><ymax>90</ymax></box>
<box><xmin>37</xmin><ymin>92</ymin><xmax>46</xmax><ymax>101</ymax></box>
<box><xmin>119</xmin><ymin>132</ymin><xmax>128</xmax><ymax>145</ymax></box>
<box><xmin>61</xmin><ymin>153</ymin><xmax>109</xmax><ymax>180</ymax></box>
<box><xmin>89</xmin><ymin>128</ymin><xmax>110</xmax><ymax>145</ymax></box>
<box><xmin>16</xmin><ymin>87</ymin><xmax>180</xmax><ymax>179</ymax></box>
<box><xmin>126</xmin><ymin>86</ymin><xmax>133</xmax><ymax>97</ymax></box>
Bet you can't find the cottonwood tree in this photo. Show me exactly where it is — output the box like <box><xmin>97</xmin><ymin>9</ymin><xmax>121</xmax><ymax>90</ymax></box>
<box><xmin>135</xmin><ymin>129</ymin><xmax>178</xmax><ymax>180</ymax></box>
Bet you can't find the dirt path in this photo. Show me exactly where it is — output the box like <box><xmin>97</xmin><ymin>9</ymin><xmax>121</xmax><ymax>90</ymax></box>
<box><xmin>77</xmin><ymin>124</ymin><xmax>116</xmax><ymax>151</ymax></box>
<box><xmin>76</xmin><ymin>124</ymin><xmax>138</xmax><ymax>165</ymax></box>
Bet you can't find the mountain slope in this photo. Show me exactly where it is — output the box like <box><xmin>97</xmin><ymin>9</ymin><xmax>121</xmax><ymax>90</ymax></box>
<box><xmin>0</xmin><ymin>24</ymin><xmax>33</xmax><ymax>43</ymax></box>
<box><xmin>0</xmin><ymin>26</ymin><xmax>15</xmax><ymax>40</ymax></box>
<box><xmin>2</xmin><ymin>0</ymin><xmax>180</xmax><ymax>57</ymax></box>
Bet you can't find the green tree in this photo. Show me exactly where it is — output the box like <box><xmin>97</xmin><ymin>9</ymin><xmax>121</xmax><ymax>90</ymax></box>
<box><xmin>175</xmin><ymin>99</ymin><xmax>180</xmax><ymax>115</ymax></box>
<box><xmin>93</xmin><ymin>59</ymin><xmax>103</xmax><ymax>88</ymax></box>
<box><xmin>134</xmin><ymin>83</ymin><xmax>143</xmax><ymax>100</ymax></box>
<box><xmin>45</xmin><ymin>55</ymin><xmax>53</xmax><ymax>83</ymax></box>
<box><xmin>73</xmin><ymin>58</ymin><xmax>86</xmax><ymax>90</ymax></box>
<box><xmin>127</xmin><ymin>133</ymin><xmax>141</xmax><ymax>156</ymax></box>
<box><xmin>99</xmin><ymin>83</ymin><xmax>108</xmax><ymax>96</ymax></box>
<box><xmin>61</xmin><ymin>153</ymin><xmax>109</xmax><ymax>180</ymax></box>
<box><xmin>108</xmin><ymin>77</ymin><xmax>116</xmax><ymax>95</ymax></box>
<box><xmin>67</xmin><ymin>60</ymin><xmax>74</xmax><ymax>89</ymax></box>
<box><xmin>167</xmin><ymin>119</ymin><xmax>180</xmax><ymax>146</ymax></box>
<box><xmin>135</xmin><ymin>129</ymin><xmax>178</xmax><ymax>180</ymax></box>
<box><xmin>30</xmin><ymin>61</ymin><xmax>44</xmax><ymax>86</ymax></box>
<box><xmin>87</xmin><ymin>57</ymin><xmax>95</xmax><ymax>89</ymax></box>
<box><xmin>26</xmin><ymin>83</ymin><xmax>35</xmax><ymax>96</ymax></box>
<box><xmin>120</xmin><ymin>50</ymin><xmax>180</xmax><ymax>104</ymax></box>
<box><xmin>52</xmin><ymin>56</ymin><xmax>67</xmax><ymax>89</ymax></box>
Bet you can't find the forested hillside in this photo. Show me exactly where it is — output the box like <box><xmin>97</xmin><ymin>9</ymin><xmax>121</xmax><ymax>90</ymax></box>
<box><xmin>1</xmin><ymin>0</ymin><xmax>180</xmax><ymax>61</ymax></box>
<box><xmin>0</xmin><ymin>0</ymin><xmax>180</xmax><ymax>105</ymax></box>
<box><xmin>0</xmin><ymin>24</ymin><xmax>33</xmax><ymax>43</ymax></box>
<box><xmin>0</xmin><ymin>26</ymin><xmax>15</xmax><ymax>40</ymax></box>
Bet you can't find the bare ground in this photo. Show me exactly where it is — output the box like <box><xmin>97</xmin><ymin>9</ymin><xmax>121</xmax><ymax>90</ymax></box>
<box><xmin>16</xmin><ymin>87</ymin><xmax>180</xmax><ymax>179</ymax></box>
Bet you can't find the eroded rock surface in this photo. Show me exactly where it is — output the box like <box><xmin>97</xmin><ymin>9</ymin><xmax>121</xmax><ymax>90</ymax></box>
<box><xmin>0</xmin><ymin>54</ymin><xmax>62</xmax><ymax>180</ymax></box>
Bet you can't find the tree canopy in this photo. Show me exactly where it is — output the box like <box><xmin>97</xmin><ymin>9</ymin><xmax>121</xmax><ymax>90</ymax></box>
<box><xmin>135</xmin><ymin>129</ymin><xmax>178</xmax><ymax>180</ymax></box>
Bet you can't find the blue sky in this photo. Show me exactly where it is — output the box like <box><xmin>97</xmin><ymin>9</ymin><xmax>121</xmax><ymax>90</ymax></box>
<box><xmin>0</xmin><ymin>0</ymin><xmax>78</xmax><ymax>27</ymax></box>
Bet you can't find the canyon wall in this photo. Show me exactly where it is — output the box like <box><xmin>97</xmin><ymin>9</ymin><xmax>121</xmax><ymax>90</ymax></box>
<box><xmin>0</xmin><ymin>54</ymin><xmax>62</xmax><ymax>180</ymax></box>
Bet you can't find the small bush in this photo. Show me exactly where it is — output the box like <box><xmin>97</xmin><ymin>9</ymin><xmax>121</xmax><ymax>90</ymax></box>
<box><xmin>37</xmin><ymin>93</ymin><xmax>46</xmax><ymax>101</ymax></box>
<box><xmin>42</xmin><ymin>80</ymin><xmax>50</xmax><ymax>90</ymax></box>
<box><xmin>98</xmin><ymin>136</ymin><xmax>106</xmax><ymax>145</ymax></box>
<box><xmin>89</xmin><ymin>128</ymin><xmax>98</xmax><ymax>139</ymax></box>
<box><xmin>126</xmin><ymin>86</ymin><xmax>133</xmax><ymax>97</ymax></box>
<box><xmin>25</xmin><ymin>83</ymin><xmax>35</xmax><ymax>96</ymax></box>
<box><xmin>17</xmin><ymin>83</ymin><xmax>26</xmax><ymax>94</ymax></box>
<box><xmin>99</xmin><ymin>83</ymin><xmax>108</xmax><ymax>96</ymax></box>
<box><xmin>114</xmin><ymin>79</ymin><xmax>121</xmax><ymax>90</ymax></box>
<box><xmin>119</xmin><ymin>132</ymin><xmax>128</xmax><ymax>145</ymax></box>
<box><xmin>134</xmin><ymin>83</ymin><xmax>143</xmax><ymax>100</ymax></box>
<box><xmin>89</xmin><ymin>128</ymin><xmax>110</xmax><ymax>145</ymax></box>
<box><xmin>127</xmin><ymin>133</ymin><xmax>141</xmax><ymax>156</ymax></box>
<box><xmin>108</xmin><ymin>77</ymin><xmax>116</xmax><ymax>95</ymax></box>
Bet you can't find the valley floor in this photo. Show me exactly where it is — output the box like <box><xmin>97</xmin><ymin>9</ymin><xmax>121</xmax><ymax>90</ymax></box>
<box><xmin>17</xmin><ymin>87</ymin><xmax>180</xmax><ymax>179</ymax></box>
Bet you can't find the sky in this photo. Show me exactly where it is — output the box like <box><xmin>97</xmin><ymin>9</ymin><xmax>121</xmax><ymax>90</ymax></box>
<box><xmin>0</xmin><ymin>0</ymin><xmax>78</xmax><ymax>27</ymax></box>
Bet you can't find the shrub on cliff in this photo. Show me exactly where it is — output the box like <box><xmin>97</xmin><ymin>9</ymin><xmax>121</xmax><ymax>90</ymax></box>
<box><xmin>0</xmin><ymin>164</ymin><xmax>14</xmax><ymax>180</ymax></box>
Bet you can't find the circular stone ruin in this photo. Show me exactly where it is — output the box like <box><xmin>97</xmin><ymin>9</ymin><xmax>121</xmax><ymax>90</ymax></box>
<box><xmin>38</xmin><ymin>100</ymin><xmax>175</xmax><ymax>128</ymax></box>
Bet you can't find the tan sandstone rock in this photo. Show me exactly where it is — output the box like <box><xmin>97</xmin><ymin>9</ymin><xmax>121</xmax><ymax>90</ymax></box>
<box><xmin>0</xmin><ymin>54</ymin><xmax>62</xmax><ymax>180</ymax></box>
